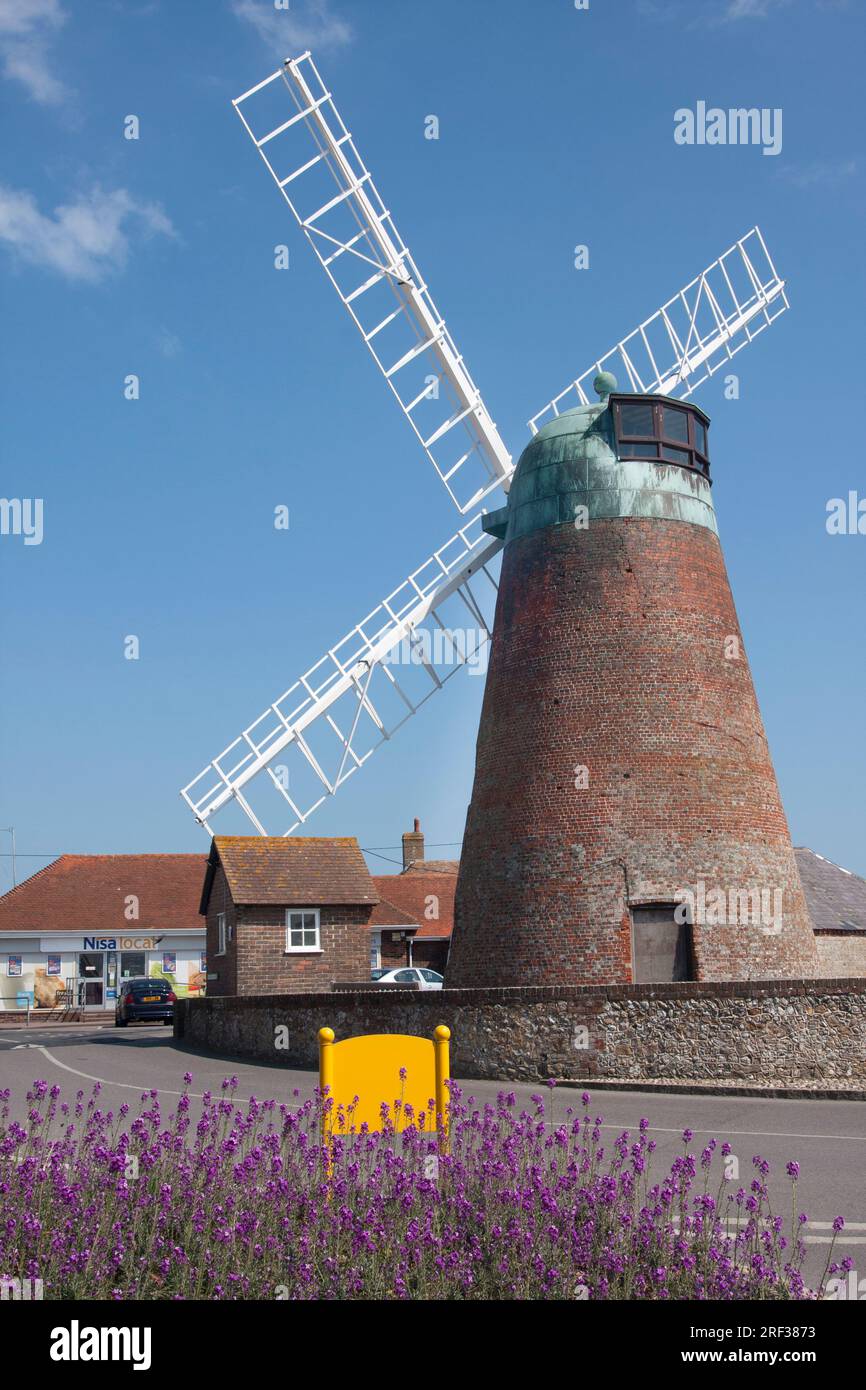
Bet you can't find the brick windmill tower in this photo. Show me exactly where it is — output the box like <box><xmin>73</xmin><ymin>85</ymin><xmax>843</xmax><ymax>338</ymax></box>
<box><xmin>446</xmin><ymin>374</ymin><xmax>818</xmax><ymax>987</ymax></box>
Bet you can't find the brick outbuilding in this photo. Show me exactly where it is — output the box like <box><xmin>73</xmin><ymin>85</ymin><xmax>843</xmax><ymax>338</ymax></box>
<box><xmin>200</xmin><ymin>836</ymin><xmax>378</xmax><ymax>995</ymax></box>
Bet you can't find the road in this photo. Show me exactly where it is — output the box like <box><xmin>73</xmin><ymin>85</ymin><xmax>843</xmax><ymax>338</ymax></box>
<box><xmin>1</xmin><ymin>1020</ymin><xmax>864</xmax><ymax>1293</ymax></box>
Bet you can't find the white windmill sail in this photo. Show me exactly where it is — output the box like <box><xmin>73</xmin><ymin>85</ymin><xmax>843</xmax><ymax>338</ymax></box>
<box><xmin>528</xmin><ymin>227</ymin><xmax>787</xmax><ymax>433</ymax></box>
<box><xmin>232</xmin><ymin>52</ymin><xmax>513</xmax><ymax>514</ymax></box>
<box><xmin>181</xmin><ymin>516</ymin><xmax>502</xmax><ymax>837</ymax></box>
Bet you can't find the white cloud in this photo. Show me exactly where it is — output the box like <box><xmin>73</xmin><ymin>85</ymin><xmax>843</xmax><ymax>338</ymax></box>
<box><xmin>722</xmin><ymin>0</ymin><xmax>791</xmax><ymax>17</ymax></box>
<box><xmin>157</xmin><ymin>326</ymin><xmax>182</xmax><ymax>358</ymax></box>
<box><xmin>779</xmin><ymin>158</ymin><xmax>857</xmax><ymax>188</ymax></box>
<box><xmin>231</xmin><ymin>0</ymin><xmax>352</xmax><ymax>56</ymax></box>
<box><xmin>0</xmin><ymin>0</ymin><xmax>69</xmax><ymax>104</ymax></box>
<box><xmin>0</xmin><ymin>184</ymin><xmax>176</xmax><ymax>281</ymax></box>
<box><xmin>637</xmin><ymin>0</ymin><xmax>793</xmax><ymax>20</ymax></box>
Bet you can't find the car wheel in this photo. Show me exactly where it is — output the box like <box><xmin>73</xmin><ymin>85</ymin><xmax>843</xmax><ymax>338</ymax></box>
<box><xmin>116</xmin><ymin>1016</ymin><xmax>128</xmax><ymax>1027</ymax></box>
<box><xmin>163</xmin><ymin>1018</ymin><xmax>171</xmax><ymax>1026</ymax></box>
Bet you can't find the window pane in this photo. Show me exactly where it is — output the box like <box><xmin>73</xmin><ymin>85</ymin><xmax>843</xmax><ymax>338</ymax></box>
<box><xmin>619</xmin><ymin>402</ymin><xmax>654</xmax><ymax>436</ymax></box>
<box><xmin>663</xmin><ymin>407</ymin><xmax>689</xmax><ymax>443</ymax></box>
<box><xmin>303</xmin><ymin>929</ymin><xmax>316</xmax><ymax>946</ymax></box>
<box><xmin>620</xmin><ymin>442</ymin><xmax>658</xmax><ymax>458</ymax></box>
<box><xmin>395</xmin><ymin>970</ymin><xmax>415</xmax><ymax>982</ymax></box>
<box><xmin>661</xmin><ymin>446</ymin><xmax>691</xmax><ymax>466</ymax></box>
<box><xmin>290</xmin><ymin>927</ymin><xmax>302</xmax><ymax>946</ymax></box>
<box><xmin>303</xmin><ymin>913</ymin><xmax>316</xmax><ymax>930</ymax></box>
<box><xmin>694</xmin><ymin>419</ymin><xmax>708</xmax><ymax>454</ymax></box>
<box><xmin>121</xmin><ymin>951</ymin><xmax>145</xmax><ymax>978</ymax></box>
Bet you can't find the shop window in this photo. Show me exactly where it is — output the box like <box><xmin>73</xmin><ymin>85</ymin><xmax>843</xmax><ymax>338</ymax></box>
<box><xmin>120</xmin><ymin>951</ymin><xmax>145</xmax><ymax>979</ymax></box>
<box><xmin>286</xmin><ymin>909</ymin><xmax>321</xmax><ymax>952</ymax></box>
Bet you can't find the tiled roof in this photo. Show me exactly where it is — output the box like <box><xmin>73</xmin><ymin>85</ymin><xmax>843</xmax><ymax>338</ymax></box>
<box><xmin>0</xmin><ymin>855</ymin><xmax>206</xmax><ymax>934</ymax></box>
<box><xmin>369</xmin><ymin>895</ymin><xmax>421</xmax><ymax>929</ymax></box>
<box><xmin>204</xmin><ymin>836</ymin><xmax>378</xmax><ymax>911</ymax></box>
<box><xmin>402</xmin><ymin>859</ymin><xmax>460</xmax><ymax>875</ymax></box>
<box><xmin>371</xmin><ymin>870</ymin><xmax>456</xmax><ymax>940</ymax></box>
<box><xmin>795</xmin><ymin>847</ymin><xmax>866</xmax><ymax>933</ymax></box>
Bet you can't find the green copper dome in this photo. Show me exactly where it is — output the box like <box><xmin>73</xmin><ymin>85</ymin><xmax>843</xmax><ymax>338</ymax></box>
<box><xmin>484</xmin><ymin>390</ymin><xmax>717</xmax><ymax>543</ymax></box>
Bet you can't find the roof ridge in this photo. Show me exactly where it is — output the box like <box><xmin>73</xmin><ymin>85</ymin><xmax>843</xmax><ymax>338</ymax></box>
<box><xmin>0</xmin><ymin>855</ymin><xmax>64</xmax><ymax>905</ymax></box>
<box><xmin>796</xmin><ymin>845</ymin><xmax>864</xmax><ymax>884</ymax></box>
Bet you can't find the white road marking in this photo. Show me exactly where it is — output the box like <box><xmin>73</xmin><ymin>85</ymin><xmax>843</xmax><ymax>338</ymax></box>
<box><xmin>592</xmin><ymin>1121</ymin><xmax>866</xmax><ymax>1142</ymax></box>
<box><xmin>805</xmin><ymin>1236</ymin><xmax>866</xmax><ymax>1245</ymax></box>
<box><xmin>21</xmin><ymin>1045</ymin><xmax>212</xmax><ymax>1101</ymax></box>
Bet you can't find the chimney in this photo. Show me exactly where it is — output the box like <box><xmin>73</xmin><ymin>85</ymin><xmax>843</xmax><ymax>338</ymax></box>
<box><xmin>402</xmin><ymin>817</ymin><xmax>424</xmax><ymax>871</ymax></box>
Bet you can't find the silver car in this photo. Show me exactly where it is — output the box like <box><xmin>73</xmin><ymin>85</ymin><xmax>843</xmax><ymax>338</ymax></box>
<box><xmin>371</xmin><ymin>967</ymin><xmax>444</xmax><ymax>990</ymax></box>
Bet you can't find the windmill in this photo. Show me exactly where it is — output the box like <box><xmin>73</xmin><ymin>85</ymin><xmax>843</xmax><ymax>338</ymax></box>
<box><xmin>180</xmin><ymin>50</ymin><xmax>789</xmax><ymax>842</ymax></box>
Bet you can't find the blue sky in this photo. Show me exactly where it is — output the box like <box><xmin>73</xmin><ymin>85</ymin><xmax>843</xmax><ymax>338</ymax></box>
<box><xmin>0</xmin><ymin>0</ymin><xmax>863</xmax><ymax>889</ymax></box>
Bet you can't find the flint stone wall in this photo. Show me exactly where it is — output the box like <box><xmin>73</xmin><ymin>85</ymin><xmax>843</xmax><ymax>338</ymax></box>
<box><xmin>175</xmin><ymin>978</ymin><xmax>866</xmax><ymax>1084</ymax></box>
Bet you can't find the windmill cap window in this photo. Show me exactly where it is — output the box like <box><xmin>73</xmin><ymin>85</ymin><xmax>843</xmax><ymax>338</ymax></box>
<box><xmin>610</xmin><ymin>394</ymin><xmax>711</xmax><ymax>479</ymax></box>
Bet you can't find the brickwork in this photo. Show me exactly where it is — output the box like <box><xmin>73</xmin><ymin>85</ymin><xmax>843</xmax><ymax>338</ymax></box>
<box><xmin>176</xmin><ymin>978</ymin><xmax>866</xmax><ymax>1085</ymax></box>
<box><xmin>815</xmin><ymin>933</ymin><xmax>866</xmax><ymax>977</ymax></box>
<box><xmin>448</xmin><ymin>514</ymin><xmax>818</xmax><ymax>986</ymax></box>
<box><xmin>204</xmin><ymin>862</ymin><xmax>239</xmax><ymax>997</ymax></box>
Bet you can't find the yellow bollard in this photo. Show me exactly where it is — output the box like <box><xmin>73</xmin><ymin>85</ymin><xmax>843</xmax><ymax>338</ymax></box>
<box><xmin>433</xmin><ymin>1024</ymin><xmax>451</xmax><ymax>1153</ymax></box>
<box><xmin>318</xmin><ymin>1026</ymin><xmax>335</xmax><ymax>1169</ymax></box>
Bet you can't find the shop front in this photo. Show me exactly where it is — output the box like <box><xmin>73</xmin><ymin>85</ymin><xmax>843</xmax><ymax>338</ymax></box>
<box><xmin>1</xmin><ymin>932</ymin><xmax>207</xmax><ymax>1012</ymax></box>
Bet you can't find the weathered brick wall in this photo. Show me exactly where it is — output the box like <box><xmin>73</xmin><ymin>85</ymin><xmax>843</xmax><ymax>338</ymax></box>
<box><xmin>175</xmin><ymin>979</ymin><xmax>866</xmax><ymax>1084</ymax></box>
<box><xmin>448</xmin><ymin>516</ymin><xmax>818</xmax><ymax>987</ymax></box>
<box><xmin>815</xmin><ymin>933</ymin><xmax>866</xmax><ymax>977</ymax></box>
<box><xmin>204</xmin><ymin>862</ymin><xmax>238</xmax><ymax>997</ymax></box>
<box><xmin>235</xmin><ymin>904</ymin><xmax>371</xmax><ymax>995</ymax></box>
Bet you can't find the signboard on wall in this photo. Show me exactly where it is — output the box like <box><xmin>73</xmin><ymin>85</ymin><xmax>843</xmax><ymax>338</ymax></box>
<box><xmin>7</xmin><ymin>956</ymin><xmax>22</xmax><ymax>977</ymax></box>
<box><xmin>47</xmin><ymin>955</ymin><xmax>61</xmax><ymax>975</ymax></box>
<box><xmin>39</xmin><ymin>936</ymin><xmax>201</xmax><ymax>953</ymax></box>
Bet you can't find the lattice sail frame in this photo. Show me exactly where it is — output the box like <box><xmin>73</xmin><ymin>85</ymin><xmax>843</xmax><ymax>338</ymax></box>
<box><xmin>181</xmin><ymin>53</ymin><xmax>791</xmax><ymax>840</ymax></box>
<box><xmin>232</xmin><ymin>51</ymin><xmax>512</xmax><ymax>515</ymax></box>
<box><xmin>528</xmin><ymin>227</ymin><xmax>787</xmax><ymax>433</ymax></box>
<box><xmin>181</xmin><ymin>518</ymin><xmax>501</xmax><ymax>836</ymax></box>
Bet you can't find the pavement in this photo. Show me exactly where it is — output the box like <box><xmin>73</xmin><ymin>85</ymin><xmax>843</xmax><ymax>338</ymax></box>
<box><xmin>1</xmin><ymin>1019</ymin><xmax>865</xmax><ymax>1292</ymax></box>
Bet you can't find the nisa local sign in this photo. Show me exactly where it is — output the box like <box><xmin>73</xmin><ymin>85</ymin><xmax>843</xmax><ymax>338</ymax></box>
<box><xmin>83</xmin><ymin>937</ymin><xmax>158</xmax><ymax>950</ymax></box>
<box><xmin>38</xmin><ymin>937</ymin><xmax>162</xmax><ymax>952</ymax></box>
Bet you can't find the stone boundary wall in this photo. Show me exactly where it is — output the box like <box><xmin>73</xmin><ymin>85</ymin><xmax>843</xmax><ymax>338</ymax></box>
<box><xmin>175</xmin><ymin>978</ymin><xmax>866</xmax><ymax>1084</ymax></box>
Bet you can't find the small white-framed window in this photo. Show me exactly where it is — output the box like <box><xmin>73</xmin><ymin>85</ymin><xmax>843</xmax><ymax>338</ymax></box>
<box><xmin>216</xmin><ymin>912</ymin><xmax>227</xmax><ymax>956</ymax></box>
<box><xmin>370</xmin><ymin>931</ymin><xmax>381</xmax><ymax>972</ymax></box>
<box><xmin>286</xmin><ymin>909</ymin><xmax>321</xmax><ymax>953</ymax></box>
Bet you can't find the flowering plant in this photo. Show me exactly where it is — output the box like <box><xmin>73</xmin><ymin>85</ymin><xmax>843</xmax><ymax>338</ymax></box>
<box><xmin>0</xmin><ymin>1078</ymin><xmax>840</xmax><ymax>1301</ymax></box>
